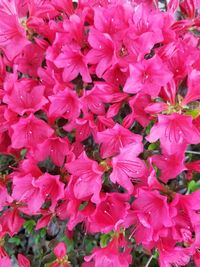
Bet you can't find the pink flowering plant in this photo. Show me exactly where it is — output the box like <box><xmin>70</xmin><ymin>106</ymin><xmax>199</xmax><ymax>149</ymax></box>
<box><xmin>1</xmin><ymin>0</ymin><xmax>200</xmax><ymax>266</ymax></box>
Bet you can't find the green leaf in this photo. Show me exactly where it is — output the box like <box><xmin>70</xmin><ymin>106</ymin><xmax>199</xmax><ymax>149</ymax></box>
<box><xmin>79</xmin><ymin>201</ymin><xmax>88</xmax><ymax>211</ymax></box>
<box><xmin>24</xmin><ymin>219</ymin><xmax>36</xmax><ymax>234</ymax></box>
<box><xmin>85</xmin><ymin>239</ymin><xmax>94</xmax><ymax>254</ymax></box>
<box><xmin>145</xmin><ymin>121</ymin><xmax>154</xmax><ymax>135</ymax></box>
<box><xmin>185</xmin><ymin>109</ymin><xmax>200</xmax><ymax>119</ymax></box>
<box><xmin>40</xmin><ymin>228</ymin><xmax>47</xmax><ymax>238</ymax></box>
<box><xmin>188</xmin><ymin>180</ymin><xmax>200</xmax><ymax>192</ymax></box>
<box><xmin>152</xmin><ymin>165</ymin><xmax>161</xmax><ymax>179</ymax></box>
<box><xmin>61</xmin><ymin>236</ymin><xmax>74</xmax><ymax>253</ymax></box>
<box><xmin>44</xmin><ymin>261</ymin><xmax>56</xmax><ymax>267</ymax></box>
<box><xmin>100</xmin><ymin>234</ymin><xmax>110</xmax><ymax>248</ymax></box>
<box><xmin>8</xmin><ymin>236</ymin><xmax>21</xmax><ymax>246</ymax></box>
<box><xmin>20</xmin><ymin>148</ymin><xmax>27</xmax><ymax>158</ymax></box>
<box><xmin>35</xmin><ymin>233</ymin><xmax>41</xmax><ymax>244</ymax></box>
<box><xmin>148</xmin><ymin>143</ymin><xmax>157</xmax><ymax>151</ymax></box>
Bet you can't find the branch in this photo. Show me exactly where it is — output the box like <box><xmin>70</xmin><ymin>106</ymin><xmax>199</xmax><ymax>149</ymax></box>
<box><xmin>145</xmin><ymin>255</ymin><xmax>154</xmax><ymax>267</ymax></box>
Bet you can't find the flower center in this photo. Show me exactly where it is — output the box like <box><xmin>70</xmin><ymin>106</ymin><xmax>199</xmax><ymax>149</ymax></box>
<box><xmin>20</xmin><ymin>17</ymin><xmax>35</xmax><ymax>41</ymax></box>
<box><xmin>119</xmin><ymin>45</ymin><xmax>128</xmax><ymax>57</ymax></box>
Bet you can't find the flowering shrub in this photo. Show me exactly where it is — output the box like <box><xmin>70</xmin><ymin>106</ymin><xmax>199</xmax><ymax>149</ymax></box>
<box><xmin>1</xmin><ymin>0</ymin><xmax>200</xmax><ymax>266</ymax></box>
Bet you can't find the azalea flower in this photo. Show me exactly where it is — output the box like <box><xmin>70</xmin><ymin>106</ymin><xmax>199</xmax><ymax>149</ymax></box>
<box><xmin>55</xmin><ymin>43</ymin><xmax>91</xmax><ymax>83</ymax></box>
<box><xmin>96</xmin><ymin>123</ymin><xmax>142</xmax><ymax>158</ymax></box>
<box><xmin>0</xmin><ymin>14</ymin><xmax>29</xmax><ymax>60</ymax></box>
<box><xmin>86</xmin><ymin>28</ymin><xmax>116</xmax><ymax>78</ymax></box>
<box><xmin>18</xmin><ymin>254</ymin><xmax>31</xmax><ymax>267</ymax></box>
<box><xmin>12</xmin><ymin>174</ymin><xmax>45</xmax><ymax>214</ymax></box>
<box><xmin>124</xmin><ymin>56</ymin><xmax>173</xmax><ymax>97</ymax></box>
<box><xmin>152</xmin><ymin>151</ymin><xmax>186</xmax><ymax>183</ymax></box>
<box><xmin>85</xmin><ymin>235</ymin><xmax>132</xmax><ymax>267</ymax></box>
<box><xmin>48</xmin><ymin>88</ymin><xmax>80</xmax><ymax>120</ymax></box>
<box><xmin>89</xmin><ymin>192</ymin><xmax>131</xmax><ymax>233</ymax></box>
<box><xmin>110</xmin><ymin>143</ymin><xmax>147</xmax><ymax>193</ymax></box>
<box><xmin>33</xmin><ymin>137</ymin><xmax>70</xmax><ymax>166</ymax></box>
<box><xmin>146</xmin><ymin>113</ymin><xmax>200</xmax><ymax>154</ymax></box>
<box><xmin>35</xmin><ymin>173</ymin><xmax>65</xmax><ymax>210</ymax></box>
<box><xmin>49</xmin><ymin>242</ymin><xmax>70</xmax><ymax>267</ymax></box>
<box><xmin>65</xmin><ymin>152</ymin><xmax>103</xmax><ymax>204</ymax></box>
<box><xmin>3</xmin><ymin>78</ymin><xmax>48</xmax><ymax>115</ymax></box>
<box><xmin>132</xmin><ymin>189</ymin><xmax>176</xmax><ymax>244</ymax></box>
<box><xmin>0</xmin><ymin>208</ymin><xmax>25</xmax><ymax>237</ymax></box>
<box><xmin>11</xmin><ymin>114</ymin><xmax>54</xmax><ymax>149</ymax></box>
<box><xmin>0</xmin><ymin>0</ymin><xmax>200</xmax><ymax>266</ymax></box>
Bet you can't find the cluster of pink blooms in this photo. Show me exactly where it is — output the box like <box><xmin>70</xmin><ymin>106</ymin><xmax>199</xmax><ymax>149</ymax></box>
<box><xmin>1</xmin><ymin>0</ymin><xmax>200</xmax><ymax>266</ymax></box>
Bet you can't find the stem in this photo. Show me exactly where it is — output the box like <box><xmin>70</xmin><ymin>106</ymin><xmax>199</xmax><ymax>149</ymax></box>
<box><xmin>145</xmin><ymin>255</ymin><xmax>154</xmax><ymax>267</ymax></box>
<box><xmin>186</xmin><ymin>150</ymin><xmax>200</xmax><ymax>155</ymax></box>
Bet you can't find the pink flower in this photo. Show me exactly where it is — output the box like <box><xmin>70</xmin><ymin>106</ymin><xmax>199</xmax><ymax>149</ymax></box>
<box><xmin>102</xmin><ymin>64</ymin><xmax>128</xmax><ymax>86</ymax></box>
<box><xmin>58</xmin><ymin>196</ymin><xmax>95</xmax><ymax>231</ymax></box>
<box><xmin>15</xmin><ymin>43</ymin><xmax>45</xmax><ymax>77</ymax></box>
<box><xmin>152</xmin><ymin>152</ymin><xmax>186</xmax><ymax>183</ymax></box>
<box><xmin>35</xmin><ymin>210</ymin><xmax>53</xmax><ymax>230</ymax></box>
<box><xmin>65</xmin><ymin>152</ymin><xmax>103</xmax><ymax>203</ymax></box>
<box><xmin>0</xmin><ymin>14</ymin><xmax>29</xmax><ymax>60</ymax></box>
<box><xmin>132</xmin><ymin>189</ymin><xmax>175</xmax><ymax>244</ymax></box>
<box><xmin>0</xmin><ymin>257</ymin><xmax>12</xmax><ymax>267</ymax></box>
<box><xmin>158</xmin><ymin>246</ymin><xmax>191</xmax><ymax>267</ymax></box>
<box><xmin>159</xmin><ymin>80</ymin><xmax>177</xmax><ymax>106</ymax></box>
<box><xmin>82</xmin><ymin>262</ymin><xmax>95</xmax><ymax>267</ymax></box>
<box><xmin>186</xmin><ymin>160</ymin><xmax>200</xmax><ymax>179</ymax></box>
<box><xmin>110</xmin><ymin>144</ymin><xmax>147</xmax><ymax>193</ymax></box>
<box><xmin>124</xmin><ymin>56</ymin><xmax>172</xmax><ymax>97</ymax></box>
<box><xmin>11</xmin><ymin>114</ymin><xmax>54</xmax><ymax>149</ymax></box>
<box><xmin>131</xmin><ymin>3</ymin><xmax>163</xmax><ymax>43</ymax></box>
<box><xmin>11</xmin><ymin>157</ymin><xmax>42</xmax><ymax>178</ymax></box>
<box><xmin>123</xmin><ymin>94</ymin><xmax>151</xmax><ymax>128</ymax></box>
<box><xmin>0</xmin><ymin>208</ymin><xmax>25</xmax><ymax>237</ymax></box>
<box><xmin>182</xmin><ymin>69</ymin><xmax>200</xmax><ymax>106</ymax></box>
<box><xmin>167</xmin><ymin>0</ymin><xmax>179</xmax><ymax>13</ymax></box>
<box><xmin>89</xmin><ymin>193</ymin><xmax>130</xmax><ymax>233</ymax></box>
<box><xmin>52</xmin><ymin>0</ymin><xmax>74</xmax><ymax>15</ymax></box>
<box><xmin>93</xmin><ymin>5</ymin><xmax>130</xmax><ymax>36</ymax></box>
<box><xmin>49</xmin><ymin>242</ymin><xmax>70</xmax><ymax>267</ymax></box>
<box><xmin>85</xmin><ymin>236</ymin><xmax>132</xmax><ymax>267</ymax></box>
<box><xmin>0</xmin><ymin>1</ymin><xmax>200</xmax><ymax>265</ymax></box>
<box><xmin>63</xmin><ymin>14</ymin><xmax>85</xmax><ymax>46</ymax></box>
<box><xmin>54</xmin><ymin>43</ymin><xmax>91</xmax><ymax>83</ymax></box>
<box><xmin>0</xmin><ymin>0</ymin><xmax>18</xmax><ymax>15</ymax></box>
<box><xmin>180</xmin><ymin>0</ymin><xmax>196</xmax><ymax>18</ymax></box>
<box><xmin>144</xmin><ymin>102</ymin><xmax>168</xmax><ymax>115</ymax></box>
<box><xmin>33</xmin><ymin>137</ymin><xmax>70</xmax><ymax>166</ymax></box>
<box><xmin>81</xmin><ymin>88</ymin><xmax>106</xmax><ymax>115</ymax></box>
<box><xmin>18</xmin><ymin>254</ymin><xmax>30</xmax><ymax>267</ymax></box>
<box><xmin>92</xmin><ymin>82</ymin><xmax>128</xmax><ymax>104</ymax></box>
<box><xmin>137</xmin><ymin>157</ymin><xmax>165</xmax><ymax>191</ymax></box>
<box><xmin>65</xmin><ymin>113</ymin><xmax>96</xmax><ymax>142</ymax></box>
<box><xmin>86</xmin><ymin>28</ymin><xmax>116</xmax><ymax>78</ymax></box>
<box><xmin>54</xmin><ymin>242</ymin><xmax>67</xmax><ymax>260</ymax></box>
<box><xmin>194</xmin><ymin>251</ymin><xmax>200</xmax><ymax>267</ymax></box>
<box><xmin>96</xmin><ymin>123</ymin><xmax>142</xmax><ymax>158</ymax></box>
<box><xmin>166</xmin><ymin>48</ymin><xmax>187</xmax><ymax>85</ymax></box>
<box><xmin>172</xmin><ymin>190</ymin><xmax>200</xmax><ymax>230</ymax></box>
<box><xmin>3</xmin><ymin>79</ymin><xmax>48</xmax><ymax>115</ymax></box>
<box><xmin>48</xmin><ymin>88</ymin><xmax>80</xmax><ymax>120</ymax></box>
<box><xmin>12</xmin><ymin>174</ymin><xmax>45</xmax><ymax>213</ymax></box>
<box><xmin>146</xmin><ymin>113</ymin><xmax>200</xmax><ymax>155</ymax></box>
<box><xmin>36</xmin><ymin>173</ymin><xmax>65</xmax><ymax>210</ymax></box>
<box><xmin>27</xmin><ymin>0</ymin><xmax>56</xmax><ymax>19</ymax></box>
<box><xmin>0</xmin><ymin>184</ymin><xmax>11</xmax><ymax>212</ymax></box>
